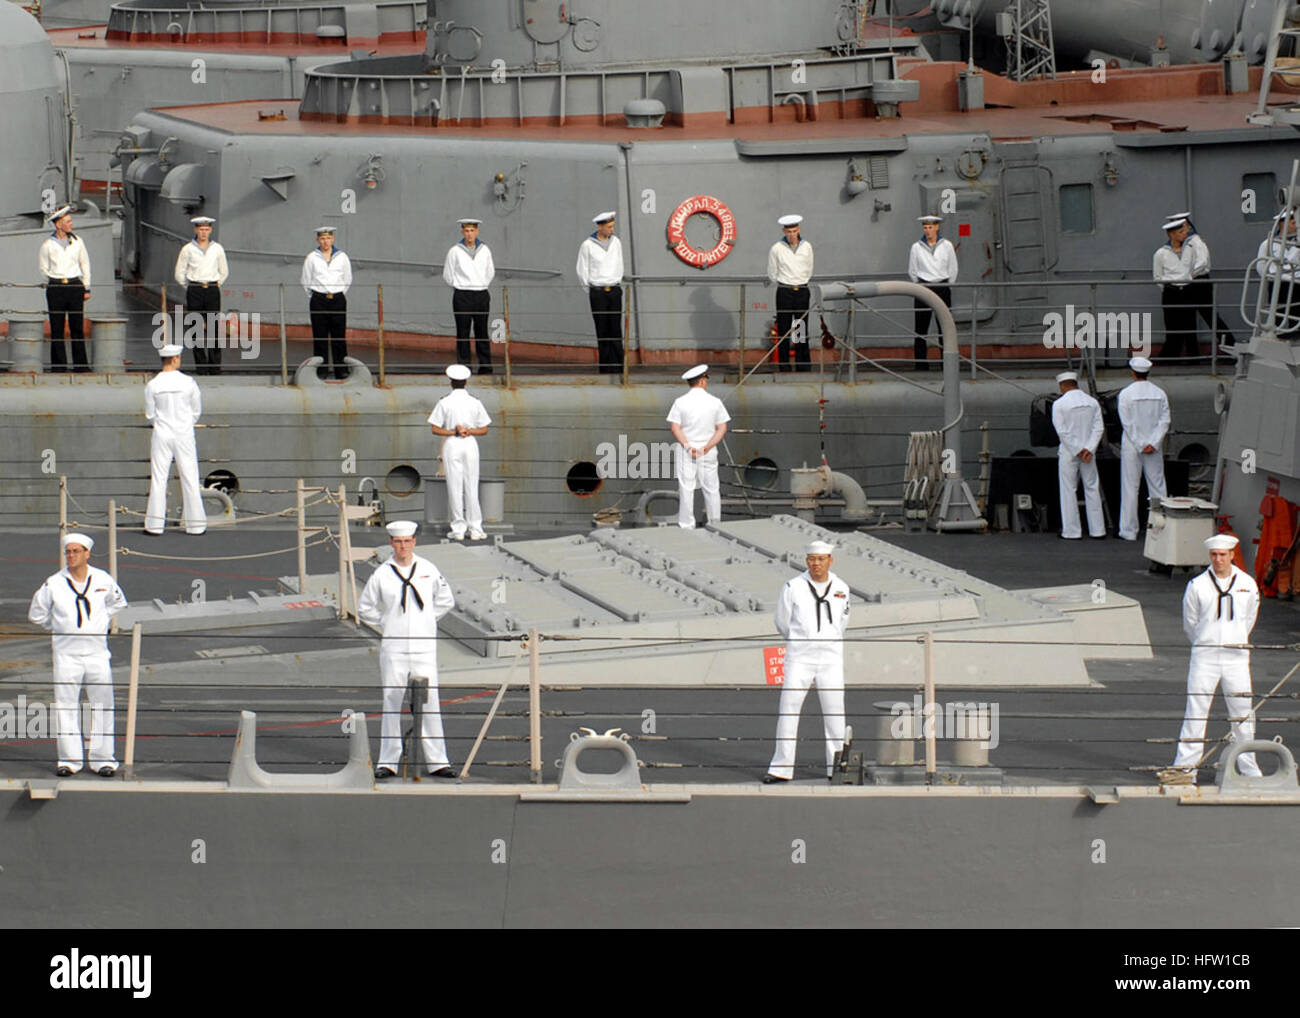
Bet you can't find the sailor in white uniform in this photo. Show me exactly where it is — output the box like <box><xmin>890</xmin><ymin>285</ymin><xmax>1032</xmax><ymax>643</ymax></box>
<box><xmin>666</xmin><ymin>364</ymin><xmax>731</xmax><ymax>528</ymax></box>
<box><xmin>907</xmin><ymin>214</ymin><xmax>958</xmax><ymax>371</ymax></box>
<box><xmin>764</xmin><ymin>540</ymin><xmax>851</xmax><ymax>782</ymax></box>
<box><xmin>1051</xmin><ymin>371</ymin><xmax>1106</xmax><ymax>540</ymax></box>
<box><xmin>1152</xmin><ymin>214</ymin><xmax>1198</xmax><ymax>359</ymax></box>
<box><xmin>1255</xmin><ymin>209</ymin><xmax>1300</xmax><ymax>337</ymax></box>
<box><xmin>576</xmin><ymin>211</ymin><xmax>625</xmax><ymax>374</ymax></box>
<box><xmin>767</xmin><ymin>213</ymin><xmax>814</xmax><ymax>373</ymax></box>
<box><xmin>1117</xmin><ymin>355</ymin><xmax>1170</xmax><ymax>542</ymax></box>
<box><xmin>28</xmin><ymin>533</ymin><xmax>128</xmax><ymax>776</ymax></box>
<box><xmin>173</xmin><ymin>216</ymin><xmax>229</xmax><ymax>375</ymax></box>
<box><xmin>301</xmin><ymin>225</ymin><xmax>353</xmax><ymax>379</ymax></box>
<box><xmin>443</xmin><ymin>217</ymin><xmax>496</xmax><ymax>374</ymax></box>
<box><xmin>38</xmin><ymin>204</ymin><xmax>92</xmax><ymax>373</ymax></box>
<box><xmin>357</xmin><ymin>521</ymin><xmax>457</xmax><ymax>779</ymax></box>
<box><xmin>428</xmin><ymin>364</ymin><xmax>492</xmax><ymax>540</ymax></box>
<box><xmin>1167</xmin><ymin>534</ymin><xmax>1261</xmax><ymax>781</ymax></box>
<box><xmin>144</xmin><ymin>343</ymin><xmax>206</xmax><ymax>535</ymax></box>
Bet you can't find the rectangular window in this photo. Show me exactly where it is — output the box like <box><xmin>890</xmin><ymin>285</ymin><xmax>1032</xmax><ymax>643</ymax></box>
<box><xmin>1243</xmin><ymin>172</ymin><xmax>1276</xmax><ymax>222</ymax></box>
<box><xmin>1059</xmin><ymin>183</ymin><xmax>1093</xmax><ymax>234</ymax></box>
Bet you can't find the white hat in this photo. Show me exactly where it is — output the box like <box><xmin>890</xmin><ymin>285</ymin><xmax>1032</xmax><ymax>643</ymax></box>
<box><xmin>1055</xmin><ymin>371</ymin><xmax>1078</xmax><ymax>383</ymax></box>
<box><xmin>1274</xmin><ymin>208</ymin><xmax>1297</xmax><ymax>221</ymax></box>
<box><xmin>190</xmin><ymin>216</ymin><xmax>216</xmax><ymax>226</ymax></box>
<box><xmin>1129</xmin><ymin>355</ymin><xmax>1152</xmax><ymax>373</ymax></box>
<box><xmin>1205</xmin><ymin>534</ymin><xmax>1239</xmax><ymax>551</ymax></box>
<box><xmin>386</xmin><ymin>521</ymin><xmax>418</xmax><ymax>538</ymax></box>
<box><xmin>446</xmin><ymin>364</ymin><xmax>472</xmax><ymax>381</ymax></box>
<box><xmin>456</xmin><ymin>217</ymin><xmax>482</xmax><ymax>226</ymax></box>
<box><xmin>777</xmin><ymin>214</ymin><xmax>803</xmax><ymax>227</ymax></box>
<box><xmin>681</xmin><ymin>364</ymin><xmax>708</xmax><ymax>381</ymax></box>
<box><xmin>1161</xmin><ymin>216</ymin><xmax>1187</xmax><ymax>231</ymax></box>
<box><xmin>159</xmin><ymin>344</ymin><xmax>183</xmax><ymax>358</ymax></box>
<box><xmin>62</xmin><ymin>532</ymin><xmax>94</xmax><ymax>551</ymax></box>
<box><xmin>592</xmin><ymin>211</ymin><xmax>616</xmax><ymax>224</ymax></box>
<box><xmin>805</xmin><ymin>540</ymin><xmax>834</xmax><ymax>555</ymax></box>
<box><xmin>918</xmin><ymin>214</ymin><xmax>943</xmax><ymax>224</ymax></box>
<box><xmin>314</xmin><ymin>225</ymin><xmax>336</xmax><ymax>235</ymax></box>
<box><xmin>48</xmin><ymin>204</ymin><xmax>75</xmax><ymax>222</ymax></box>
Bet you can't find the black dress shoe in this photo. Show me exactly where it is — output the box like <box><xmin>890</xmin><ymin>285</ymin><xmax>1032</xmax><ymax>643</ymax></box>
<box><xmin>96</xmin><ymin>766</ymin><xmax>116</xmax><ymax>777</ymax></box>
<box><xmin>374</xmin><ymin>766</ymin><xmax>397</xmax><ymax>780</ymax></box>
<box><xmin>762</xmin><ymin>773</ymin><xmax>790</xmax><ymax>784</ymax></box>
<box><xmin>56</xmin><ymin>766</ymin><xmax>74</xmax><ymax>777</ymax></box>
<box><xmin>428</xmin><ymin>766</ymin><xmax>457</xmax><ymax>779</ymax></box>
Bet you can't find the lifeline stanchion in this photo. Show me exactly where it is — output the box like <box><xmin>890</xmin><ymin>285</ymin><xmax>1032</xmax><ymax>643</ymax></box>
<box><xmin>377</xmin><ymin>283</ymin><xmax>385</xmax><ymax>386</ymax></box>
<box><xmin>296</xmin><ymin>478</ymin><xmax>307</xmax><ymax>595</ymax></box>
<box><xmin>529</xmin><ymin>627</ymin><xmax>542</xmax><ymax>784</ymax></box>
<box><xmin>123</xmin><ymin>622</ymin><xmax>142</xmax><ymax>779</ymax></box>
<box><xmin>335</xmin><ymin>484</ymin><xmax>348</xmax><ymax>620</ymax></box>
<box><xmin>503</xmin><ymin>284</ymin><xmax>513</xmax><ymax>389</ymax></box>
<box><xmin>405</xmin><ymin>676</ymin><xmax>429</xmax><ymax>776</ymax></box>
<box><xmin>923</xmin><ymin>630</ymin><xmax>936</xmax><ymax>783</ymax></box>
<box><xmin>108</xmin><ymin>498</ymin><xmax>118</xmax><ymax>634</ymax></box>
<box><xmin>58</xmin><ymin>475</ymin><xmax>68</xmax><ymax>555</ymax></box>
<box><xmin>278</xmin><ymin>282</ymin><xmax>288</xmax><ymax>386</ymax></box>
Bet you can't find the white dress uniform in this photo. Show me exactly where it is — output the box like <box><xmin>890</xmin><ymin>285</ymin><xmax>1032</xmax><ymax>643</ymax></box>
<box><xmin>144</xmin><ymin>369</ymin><xmax>206</xmax><ymax>534</ymax></box>
<box><xmin>575</xmin><ymin>233</ymin><xmax>624</xmax><ymax>287</ymax></box>
<box><xmin>28</xmin><ymin>565</ymin><xmax>128</xmax><ymax>772</ymax></box>
<box><xmin>358</xmin><ymin>554</ymin><xmax>456</xmax><ymax>770</ymax></box>
<box><xmin>666</xmin><ymin>386</ymin><xmax>731</xmax><ymax>528</ymax></box>
<box><xmin>767</xmin><ymin>570</ymin><xmax>851</xmax><ymax>779</ymax></box>
<box><xmin>1173</xmin><ymin>565</ymin><xmax>1261</xmax><ymax>775</ymax></box>
<box><xmin>428</xmin><ymin>389</ymin><xmax>492</xmax><ymax>539</ymax></box>
<box><xmin>173</xmin><ymin>240</ymin><xmax>229</xmax><ymax>287</ymax></box>
<box><xmin>1117</xmin><ymin>379</ymin><xmax>1171</xmax><ymax>540</ymax></box>
<box><xmin>906</xmin><ymin>236</ymin><xmax>958</xmax><ymax>285</ymax></box>
<box><xmin>1051</xmin><ymin>388</ymin><xmax>1106</xmax><ymax>539</ymax></box>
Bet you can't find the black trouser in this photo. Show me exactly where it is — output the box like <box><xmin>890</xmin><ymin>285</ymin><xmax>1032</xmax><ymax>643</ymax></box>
<box><xmin>775</xmin><ymin>284</ymin><xmax>811</xmax><ymax>373</ymax></box>
<box><xmin>309</xmin><ymin>291</ymin><xmax>349</xmax><ymax>378</ymax></box>
<box><xmin>1186</xmin><ymin>278</ymin><xmax>1235</xmax><ymax>346</ymax></box>
<box><xmin>453</xmin><ymin>289</ymin><xmax>492</xmax><ymax>373</ymax></box>
<box><xmin>912</xmin><ymin>284</ymin><xmax>951</xmax><ymax>371</ymax></box>
<box><xmin>1158</xmin><ymin>285</ymin><xmax>1198</xmax><ymax>360</ymax></box>
<box><xmin>46</xmin><ymin>279</ymin><xmax>88</xmax><ymax>372</ymax></box>
<box><xmin>589</xmin><ymin>284</ymin><xmax>624</xmax><ymax>374</ymax></box>
<box><xmin>185</xmin><ymin>283</ymin><xmax>222</xmax><ymax>375</ymax></box>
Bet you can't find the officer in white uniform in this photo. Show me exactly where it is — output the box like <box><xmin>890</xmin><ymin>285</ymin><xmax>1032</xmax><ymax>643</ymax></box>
<box><xmin>1166</xmin><ymin>534</ymin><xmax>1261</xmax><ymax>782</ymax></box>
<box><xmin>443</xmin><ymin>217</ymin><xmax>496</xmax><ymax>374</ymax></box>
<box><xmin>1050</xmin><ymin>371</ymin><xmax>1106</xmax><ymax>540</ymax></box>
<box><xmin>764</xmin><ymin>540</ymin><xmax>851</xmax><ymax>783</ymax></box>
<box><xmin>144</xmin><ymin>343</ymin><xmax>206</xmax><ymax>535</ymax></box>
<box><xmin>767</xmin><ymin>214</ymin><xmax>815</xmax><ymax>373</ymax></box>
<box><xmin>907</xmin><ymin>214</ymin><xmax>958</xmax><ymax>371</ymax></box>
<box><xmin>357</xmin><ymin>520</ymin><xmax>457</xmax><ymax>779</ymax></box>
<box><xmin>576</xmin><ymin>211</ymin><xmax>625</xmax><ymax>374</ymax></box>
<box><xmin>428</xmin><ymin>364</ymin><xmax>492</xmax><ymax>540</ymax></box>
<box><xmin>28</xmin><ymin>533</ymin><xmax>128</xmax><ymax>776</ymax></box>
<box><xmin>1117</xmin><ymin>355</ymin><xmax>1171</xmax><ymax>542</ymax></box>
<box><xmin>666</xmin><ymin>364</ymin><xmax>731</xmax><ymax>528</ymax></box>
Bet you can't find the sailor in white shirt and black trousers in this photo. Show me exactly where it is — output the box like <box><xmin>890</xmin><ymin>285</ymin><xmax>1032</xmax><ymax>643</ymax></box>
<box><xmin>767</xmin><ymin>214</ymin><xmax>814</xmax><ymax>373</ymax></box>
<box><xmin>1152</xmin><ymin>214</ymin><xmax>1198</xmax><ymax>360</ymax></box>
<box><xmin>301</xmin><ymin>225</ymin><xmax>353</xmax><ymax>379</ymax></box>
<box><xmin>173</xmin><ymin>216</ymin><xmax>230</xmax><ymax>375</ymax></box>
<box><xmin>443</xmin><ymin>217</ymin><xmax>495</xmax><ymax>375</ymax></box>
<box><xmin>576</xmin><ymin>211</ymin><xmax>625</xmax><ymax>374</ymax></box>
<box><xmin>907</xmin><ymin>214</ymin><xmax>958</xmax><ymax>371</ymax></box>
<box><xmin>38</xmin><ymin>204</ymin><xmax>92</xmax><ymax>373</ymax></box>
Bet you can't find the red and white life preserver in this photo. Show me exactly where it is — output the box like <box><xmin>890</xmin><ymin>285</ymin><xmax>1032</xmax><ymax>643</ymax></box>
<box><xmin>666</xmin><ymin>195</ymin><xmax>737</xmax><ymax>269</ymax></box>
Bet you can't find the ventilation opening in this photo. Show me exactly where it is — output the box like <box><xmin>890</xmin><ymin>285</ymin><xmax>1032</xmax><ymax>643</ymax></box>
<box><xmin>204</xmin><ymin>469</ymin><xmax>239</xmax><ymax>494</ymax></box>
<box><xmin>566</xmin><ymin>462</ymin><xmax>602</xmax><ymax>496</ymax></box>
<box><xmin>385</xmin><ymin>465</ymin><xmax>421</xmax><ymax>497</ymax></box>
<box><xmin>743</xmin><ymin>457</ymin><xmax>779</xmax><ymax>489</ymax></box>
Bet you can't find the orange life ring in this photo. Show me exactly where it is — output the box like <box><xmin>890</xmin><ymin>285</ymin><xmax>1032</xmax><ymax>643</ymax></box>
<box><xmin>667</xmin><ymin>195</ymin><xmax>737</xmax><ymax>269</ymax></box>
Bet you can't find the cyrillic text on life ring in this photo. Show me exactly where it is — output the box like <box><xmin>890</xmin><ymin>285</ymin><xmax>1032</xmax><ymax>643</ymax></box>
<box><xmin>667</xmin><ymin>195</ymin><xmax>737</xmax><ymax>269</ymax></box>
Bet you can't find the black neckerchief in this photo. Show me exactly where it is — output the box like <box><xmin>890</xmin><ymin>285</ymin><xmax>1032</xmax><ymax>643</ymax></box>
<box><xmin>390</xmin><ymin>562</ymin><xmax>424</xmax><ymax>613</ymax></box>
<box><xmin>1209</xmin><ymin>570</ymin><xmax>1235</xmax><ymax>620</ymax></box>
<box><xmin>65</xmin><ymin>574</ymin><xmax>92</xmax><ymax>627</ymax></box>
<box><xmin>806</xmin><ymin>579</ymin><xmax>832</xmax><ymax>632</ymax></box>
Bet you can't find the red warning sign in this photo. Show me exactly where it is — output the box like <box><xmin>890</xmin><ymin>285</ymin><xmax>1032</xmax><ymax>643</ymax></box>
<box><xmin>763</xmin><ymin>645</ymin><xmax>786</xmax><ymax>685</ymax></box>
<box><xmin>958</xmin><ymin>223</ymin><xmax>971</xmax><ymax>236</ymax></box>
